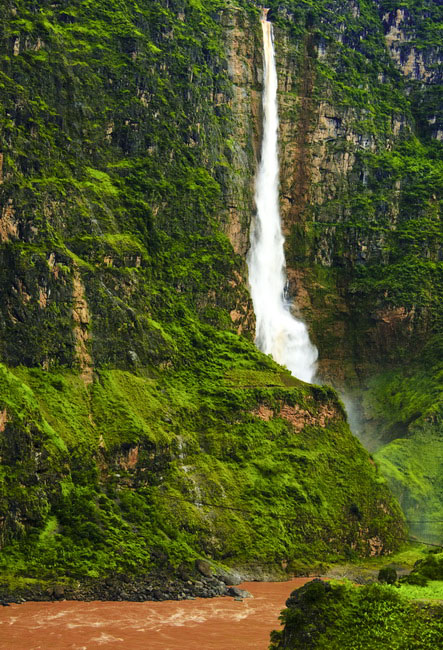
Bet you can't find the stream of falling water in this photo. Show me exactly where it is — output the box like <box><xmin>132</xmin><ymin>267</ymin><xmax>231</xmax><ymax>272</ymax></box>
<box><xmin>248</xmin><ymin>11</ymin><xmax>318</xmax><ymax>383</ymax></box>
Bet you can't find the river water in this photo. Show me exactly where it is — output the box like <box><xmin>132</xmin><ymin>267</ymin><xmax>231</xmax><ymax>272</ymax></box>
<box><xmin>0</xmin><ymin>578</ymin><xmax>313</xmax><ymax>649</ymax></box>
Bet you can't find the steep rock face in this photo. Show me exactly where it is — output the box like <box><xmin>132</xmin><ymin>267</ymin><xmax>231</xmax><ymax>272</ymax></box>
<box><xmin>262</xmin><ymin>0</ymin><xmax>442</xmax><ymax>540</ymax></box>
<box><xmin>0</xmin><ymin>0</ymin><xmax>247</xmax><ymax>367</ymax></box>
<box><xmin>221</xmin><ymin>7</ymin><xmax>261</xmax><ymax>258</ymax></box>
<box><xmin>220</xmin><ymin>7</ymin><xmax>261</xmax><ymax>334</ymax></box>
<box><xmin>232</xmin><ymin>4</ymin><xmax>442</xmax><ymax>387</ymax></box>
<box><xmin>271</xmin><ymin>1</ymin><xmax>438</xmax><ymax>384</ymax></box>
<box><xmin>0</xmin><ymin>0</ymin><xmax>405</xmax><ymax>593</ymax></box>
<box><xmin>383</xmin><ymin>7</ymin><xmax>442</xmax><ymax>85</ymax></box>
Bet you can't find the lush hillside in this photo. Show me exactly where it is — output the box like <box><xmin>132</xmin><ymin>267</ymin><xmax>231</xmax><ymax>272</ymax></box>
<box><xmin>2</xmin><ymin>0</ymin><xmax>443</xmax><ymax>602</ymax></box>
<box><xmin>0</xmin><ymin>0</ymin><xmax>407</xmax><ymax>599</ymax></box>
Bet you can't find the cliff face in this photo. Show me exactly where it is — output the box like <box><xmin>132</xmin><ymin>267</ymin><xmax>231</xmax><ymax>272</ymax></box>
<box><xmin>264</xmin><ymin>0</ymin><xmax>443</xmax><ymax>539</ymax></box>
<box><xmin>2</xmin><ymin>0</ymin><xmax>438</xmax><ymax>593</ymax></box>
<box><xmin>219</xmin><ymin>0</ymin><xmax>442</xmax><ymax>385</ymax></box>
<box><xmin>270</xmin><ymin>0</ymin><xmax>442</xmax><ymax>383</ymax></box>
<box><xmin>209</xmin><ymin>0</ymin><xmax>443</xmax><ymax>541</ymax></box>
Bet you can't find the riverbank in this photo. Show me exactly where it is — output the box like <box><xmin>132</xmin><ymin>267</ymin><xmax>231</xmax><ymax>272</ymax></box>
<box><xmin>0</xmin><ymin>571</ymin><xmax>228</xmax><ymax>605</ymax></box>
<box><xmin>0</xmin><ymin>562</ymin><xmax>320</xmax><ymax>605</ymax></box>
<box><xmin>0</xmin><ymin>546</ymin><xmax>421</xmax><ymax>606</ymax></box>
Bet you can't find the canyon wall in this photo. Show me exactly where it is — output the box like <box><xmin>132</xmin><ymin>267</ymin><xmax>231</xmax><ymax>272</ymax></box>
<box><xmin>1</xmin><ymin>0</ymin><xmax>441</xmax><ymax>594</ymax></box>
<box><xmin>264</xmin><ymin>0</ymin><xmax>443</xmax><ymax>540</ymax></box>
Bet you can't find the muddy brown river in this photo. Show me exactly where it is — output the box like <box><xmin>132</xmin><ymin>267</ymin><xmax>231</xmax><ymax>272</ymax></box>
<box><xmin>0</xmin><ymin>578</ymin><xmax>314</xmax><ymax>649</ymax></box>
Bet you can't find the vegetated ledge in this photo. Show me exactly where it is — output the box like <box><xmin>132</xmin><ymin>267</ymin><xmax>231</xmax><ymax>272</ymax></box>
<box><xmin>0</xmin><ymin>341</ymin><xmax>405</xmax><ymax>603</ymax></box>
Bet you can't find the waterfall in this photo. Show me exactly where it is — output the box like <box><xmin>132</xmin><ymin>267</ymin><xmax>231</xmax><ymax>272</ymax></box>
<box><xmin>247</xmin><ymin>11</ymin><xmax>318</xmax><ymax>383</ymax></box>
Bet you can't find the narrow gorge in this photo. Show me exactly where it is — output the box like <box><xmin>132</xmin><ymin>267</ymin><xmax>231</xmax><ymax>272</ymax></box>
<box><xmin>0</xmin><ymin>0</ymin><xmax>442</xmax><ymax>646</ymax></box>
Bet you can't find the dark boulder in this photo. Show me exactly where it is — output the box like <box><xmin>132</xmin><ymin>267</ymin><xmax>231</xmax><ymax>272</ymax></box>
<box><xmin>227</xmin><ymin>586</ymin><xmax>252</xmax><ymax>599</ymax></box>
<box><xmin>195</xmin><ymin>559</ymin><xmax>212</xmax><ymax>577</ymax></box>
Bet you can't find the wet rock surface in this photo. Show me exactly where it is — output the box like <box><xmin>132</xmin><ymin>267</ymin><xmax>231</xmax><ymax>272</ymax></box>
<box><xmin>216</xmin><ymin>568</ymin><xmax>243</xmax><ymax>585</ymax></box>
<box><xmin>227</xmin><ymin>586</ymin><xmax>253</xmax><ymax>599</ymax></box>
<box><xmin>0</xmin><ymin>570</ymin><xmax>231</xmax><ymax>605</ymax></box>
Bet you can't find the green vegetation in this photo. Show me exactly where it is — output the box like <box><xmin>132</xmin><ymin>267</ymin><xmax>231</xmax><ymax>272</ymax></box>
<box><xmin>0</xmin><ymin>0</ymin><xmax>439</xmax><ymax>605</ymax></box>
<box><xmin>271</xmin><ymin>579</ymin><xmax>443</xmax><ymax>649</ymax></box>
<box><xmin>0</xmin><ymin>0</ymin><xmax>249</xmax><ymax>369</ymax></box>
<box><xmin>349</xmin><ymin>350</ymin><xmax>443</xmax><ymax>544</ymax></box>
<box><xmin>0</xmin><ymin>338</ymin><xmax>404</xmax><ymax>584</ymax></box>
<box><xmin>399</xmin><ymin>581</ymin><xmax>443</xmax><ymax>600</ymax></box>
<box><xmin>402</xmin><ymin>551</ymin><xmax>443</xmax><ymax>586</ymax></box>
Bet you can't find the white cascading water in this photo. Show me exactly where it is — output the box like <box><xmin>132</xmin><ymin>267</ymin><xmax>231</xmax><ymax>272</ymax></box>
<box><xmin>248</xmin><ymin>11</ymin><xmax>318</xmax><ymax>383</ymax></box>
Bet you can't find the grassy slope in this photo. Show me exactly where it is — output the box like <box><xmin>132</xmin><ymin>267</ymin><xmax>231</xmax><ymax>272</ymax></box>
<box><xmin>363</xmin><ymin>340</ymin><xmax>443</xmax><ymax>543</ymax></box>
<box><xmin>0</xmin><ymin>335</ymin><xmax>404</xmax><ymax>586</ymax></box>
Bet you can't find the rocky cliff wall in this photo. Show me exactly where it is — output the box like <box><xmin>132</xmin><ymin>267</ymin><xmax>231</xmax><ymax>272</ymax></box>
<box><xmin>266</xmin><ymin>1</ymin><xmax>442</xmax><ymax>390</ymax></box>
<box><xmin>258</xmin><ymin>0</ymin><xmax>442</xmax><ymax>540</ymax></box>
<box><xmin>0</xmin><ymin>0</ymin><xmax>406</xmax><ymax>596</ymax></box>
